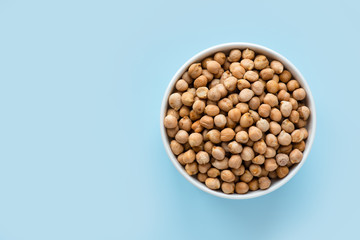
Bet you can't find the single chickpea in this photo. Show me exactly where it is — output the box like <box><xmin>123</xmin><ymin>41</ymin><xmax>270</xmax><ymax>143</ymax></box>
<box><xmin>221</xmin><ymin>170</ymin><xmax>236</xmax><ymax>182</ymax></box>
<box><xmin>235</xmin><ymin>130</ymin><xmax>249</xmax><ymax>144</ymax></box>
<box><xmin>192</xmin><ymin>100</ymin><xmax>205</xmax><ymax>114</ymax></box>
<box><xmin>260</xmin><ymin>167</ymin><xmax>269</xmax><ymax>177</ymax></box>
<box><xmin>259</xmin><ymin>177</ymin><xmax>271</xmax><ymax>189</ymax></box>
<box><xmin>206</xmin><ymin>60</ymin><xmax>222</xmax><ymax>74</ymax></box>
<box><xmin>202</xmin><ymin>69</ymin><xmax>214</xmax><ymax>81</ymax></box>
<box><xmin>179</xmin><ymin>106</ymin><xmax>190</xmax><ymax>117</ymax></box>
<box><xmin>258</xmin><ymin>104</ymin><xmax>271</xmax><ymax>117</ymax></box>
<box><xmin>289</xmin><ymin>110</ymin><xmax>300</xmax><ymax>123</ymax></box>
<box><xmin>170</xmin><ymin>140</ymin><xmax>184</xmax><ymax>155</ymax></box>
<box><xmin>264</xmin><ymin>158</ymin><xmax>278</xmax><ymax>172</ymax></box>
<box><xmin>197</xmin><ymin>173</ymin><xmax>207</xmax><ymax>182</ymax></box>
<box><xmin>236</xmin><ymin>102</ymin><xmax>250</xmax><ymax>113</ymax></box>
<box><xmin>229</xmin><ymin>62</ymin><xmax>245</xmax><ymax>78</ymax></box>
<box><xmin>240</xmin><ymin>112</ymin><xmax>254</xmax><ymax>127</ymax></box>
<box><xmin>175</xmin><ymin>79</ymin><xmax>188</xmax><ymax>92</ymax></box>
<box><xmin>272</xmin><ymin>74</ymin><xmax>280</xmax><ymax>82</ymax></box>
<box><xmin>256</xmin><ymin>118</ymin><xmax>270</xmax><ymax>132</ymax></box>
<box><xmin>195</xmin><ymin>87</ymin><xmax>208</xmax><ymax>99</ymax></box>
<box><xmin>209</xmin><ymin>79</ymin><xmax>220</xmax><ymax>89</ymax></box>
<box><xmin>198</xmin><ymin>162</ymin><xmax>211</xmax><ymax>173</ymax></box>
<box><xmin>224</xmin><ymin>76</ymin><xmax>238</xmax><ymax>91</ymax></box>
<box><xmin>276</xmin><ymin>166</ymin><xmax>289</xmax><ymax>178</ymax></box>
<box><xmin>270</xmin><ymin>60</ymin><xmax>284</xmax><ymax>74</ymax></box>
<box><xmin>204</xmin><ymin>105</ymin><xmax>220</xmax><ymax>117</ymax></box>
<box><xmin>254</xmin><ymin>140</ymin><xmax>267</xmax><ymax>154</ymax></box>
<box><xmin>223</xmin><ymin>59</ymin><xmax>231</xmax><ymax>70</ymax></box>
<box><xmin>227</xmin><ymin>94</ymin><xmax>239</xmax><ymax>106</ymax></box>
<box><xmin>207</xmin><ymin>87</ymin><xmax>221</xmax><ymax>101</ymax></box>
<box><xmin>182</xmin><ymin>71</ymin><xmax>192</xmax><ymax>84</ymax></box>
<box><xmin>281</xmin><ymin>119</ymin><xmax>295</xmax><ymax>133</ymax></box>
<box><xmin>268</xmin><ymin>171</ymin><xmax>277</xmax><ymax>179</ymax></box>
<box><xmin>189</xmin><ymin>110</ymin><xmax>201</xmax><ymax>121</ymax></box>
<box><xmin>248</xmin><ymin>179</ymin><xmax>259</xmax><ymax>191</ymax></box>
<box><xmin>164</xmin><ymin>114</ymin><xmax>178</xmax><ymax>129</ymax></box>
<box><xmin>279</xmin><ymin>70</ymin><xmax>292</xmax><ymax>83</ymax></box>
<box><xmin>218</xmin><ymin>98</ymin><xmax>233</xmax><ymax>112</ymax></box>
<box><xmin>234</xmin><ymin>125</ymin><xmax>244</xmax><ymax>133</ymax></box>
<box><xmin>177</xmin><ymin>153</ymin><xmax>185</xmax><ymax>165</ymax></box>
<box><xmin>269</xmin><ymin>121</ymin><xmax>281</xmax><ymax>135</ymax></box>
<box><xmin>244</xmin><ymin>71</ymin><xmax>259</xmax><ymax>82</ymax></box>
<box><xmin>265</xmin><ymin>133</ymin><xmax>278</xmax><ymax>147</ymax></box>
<box><xmin>232</xmin><ymin>165</ymin><xmax>245</xmax><ymax>176</ymax></box>
<box><xmin>298</xmin><ymin>106</ymin><xmax>310</xmax><ymax>120</ymax></box>
<box><xmin>191</xmin><ymin>120</ymin><xmax>203</xmax><ymax>133</ymax></box>
<box><xmin>249</xmin><ymin>164</ymin><xmax>262</xmax><ymax>177</ymax></box>
<box><xmin>300</xmin><ymin>128</ymin><xmax>308</xmax><ymax>140</ymax></box>
<box><xmin>240</xmin><ymin>59</ymin><xmax>254</xmax><ymax>70</ymax></box>
<box><xmin>270</xmin><ymin>108</ymin><xmax>282</xmax><ymax>122</ymax></box>
<box><xmin>212</xmin><ymin>157</ymin><xmax>229</xmax><ymax>170</ymax></box>
<box><xmin>266</xmin><ymin>80</ymin><xmax>279</xmax><ymax>94</ymax></box>
<box><xmin>280</xmin><ymin>101</ymin><xmax>292</xmax><ymax>118</ymax></box>
<box><xmin>277</xmin><ymin>90</ymin><xmax>291</xmax><ymax>101</ymax></box>
<box><xmin>276</xmin><ymin>153</ymin><xmax>289</xmax><ymax>166</ymax></box>
<box><xmin>246</xmin><ymin>140</ymin><xmax>254</xmax><ymax>147</ymax></box>
<box><xmin>196</xmin><ymin>151</ymin><xmax>210</xmax><ymax>164</ymax></box>
<box><xmin>289</xmin><ymin>149</ymin><xmax>303</xmax><ymax>164</ymax></box>
<box><xmin>289</xmin><ymin>98</ymin><xmax>298</xmax><ymax>110</ymax></box>
<box><xmin>199</xmin><ymin>115</ymin><xmax>214</xmax><ymax>129</ymax></box>
<box><xmin>248</xmin><ymin>126</ymin><xmax>262</xmax><ymax>142</ymax></box>
<box><xmin>228</xmin><ymin>49</ymin><xmax>242</xmax><ymax>62</ymax></box>
<box><xmin>175</xmin><ymin>130</ymin><xmax>189</xmax><ymax>144</ymax></box>
<box><xmin>239</xmin><ymin>88</ymin><xmax>255</xmax><ymax>102</ymax></box>
<box><xmin>184</xmin><ymin>142</ymin><xmax>191</xmax><ymax>151</ymax></box>
<box><xmin>242</xmin><ymin>48</ymin><xmax>255</xmax><ymax>59</ymax></box>
<box><xmin>228</xmin><ymin>155</ymin><xmax>242</xmax><ymax>169</ymax></box>
<box><xmin>260</xmin><ymin>68</ymin><xmax>274</xmax><ymax>81</ymax></box>
<box><xmin>254</xmin><ymin>55</ymin><xmax>269</xmax><ymax>70</ymax></box>
<box><xmin>185</xmin><ymin>162</ymin><xmax>198</xmax><ymax>175</ymax></box>
<box><xmin>278</xmin><ymin>82</ymin><xmax>287</xmax><ymax>91</ymax></box>
<box><xmin>169</xmin><ymin>93</ymin><xmax>182</xmax><ymax>110</ymax></box>
<box><xmin>193</xmin><ymin>75</ymin><xmax>207</xmax><ymax>88</ymax></box>
<box><xmin>251</xmin><ymin>81</ymin><xmax>265</xmax><ymax>95</ymax></box>
<box><xmin>287</xmin><ymin>80</ymin><xmax>300</xmax><ymax>92</ymax></box>
<box><xmin>212</xmin><ymin>146</ymin><xmax>225</xmax><ymax>160</ymax></box>
<box><xmin>228</xmin><ymin>141</ymin><xmax>243</xmax><ymax>154</ymax></box>
<box><xmin>202</xmin><ymin>57</ymin><xmax>213</xmax><ymax>68</ymax></box>
<box><xmin>181</xmin><ymin>92</ymin><xmax>194</xmax><ymax>106</ymax></box>
<box><xmin>278</xmin><ymin>144</ymin><xmax>293</xmax><ymax>155</ymax></box>
<box><xmin>278</xmin><ymin>130</ymin><xmax>292</xmax><ymax>146</ymax></box>
<box><xmin>296</xmin><ymin>118</ymin><xmax>307</xmax><ymax>128</ymax></box>
<box><xmin>235</xmin><ymin>182</ymin><xmax>249</xmax><ymax>194</ymax></box>
<box><xmin>204</xmin><ymin>141</ymin><xmax>214</xmax><ymax>154</ymax></box>
<box><xmin>188</xmin><ymin>133</ymin><xmax>203</xmax><ymax>147</ymax></box>
<box><xmin>249</xmin><ymin>97</ymin><xmax>261</xmax><ymax>110</ymax></box>
<box><xmin>263</xmin><ymin>93</ymin><xmax>278</xmax><ymax>107</ymax></box>
<box><xmin>293</xmin><ymin>141</ymin><xmax>306</xmax><ymax>151</ymax></box>
<box><xmin>220</xmin><ymin>71</ymin><xmax>232</xmax><ymax>83</ymax></box>
<box><xmin>207</xmin><ymin>168</ymin><xmax>220</xmax><ymax>178</ymax></box>
<box><xmin>183</xmin><ymin>149</ymin><xmax>196</xmax><ymax>164</ymax></box>
<box><xmin>205</xmin><ymin>178</ymin><xmax>220</xmax><ymax>190</ymax></box>
<box><xmin>215</xmin><ymin>84</ymin><xmax>228</xmax><ymax>98</ymax></box>
<box><xmin>222</xmin><ymin>182</ymin><xmax>235</xmax><ymax>194</ymax></box>
<box><xmin>214</xmin><ymin>52</ymin><xmax>226</xmax><ymax>65</ymax></box>
<box><xmin>237</xmin><ymin>79</ymin><xmax>251</xmax><ymax>91</ymax></box>
<box><xmin>213</xmin><ymin>114</ymin><xmax>227</xmax><ymax>129</ymax></box>
<box><xmin>228</xmin><ymin>108</ymin><xmax>241</xmax><ymax>122</ymax></box>
<box><xmin>220</xmin><ymin>128</ymin><xmax>236</xmax><ymax>142</ymax></box>
<box><xmin>167</xmin><ymin>126</ymin><xmax>179</xmax><ymax>138</ymax></box>
<box><xmin>240</xmin><ymin>170</ymin><xmax>253</xmax><ymax>183</ymax></box>
<box><xmin>252</xmin><ymin>155</ymin><xmax>265</xmax><ymax>165</ymax></box>
<box><xmin>241</xmin><ymin>146</ymin><xmax>255</xmax><ymax>161</ymax></box>
<box><xmin>188</xmin><ymin>63</ymin><xmax>202</xmax><ymax>79</ymax></box>
<box><xmin>207</xmin><ymin>129</ymin><xmax>221</xmax><ymax>144</ymax></box>
<box><xmin>265</xmin><ymin>147</ymin><xmax>276</xmax><ymax>158</ymax></box>
<box><xmin>291</xmin><ymin>129</ymin><xmax>304</xmax><ymax>143</ymax></box>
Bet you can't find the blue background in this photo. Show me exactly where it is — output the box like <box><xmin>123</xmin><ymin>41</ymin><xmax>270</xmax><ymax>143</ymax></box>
<box><xmin>0</xmin><ymin>0</ymin><xmax>359</xmax><ymax>239</ymax></box>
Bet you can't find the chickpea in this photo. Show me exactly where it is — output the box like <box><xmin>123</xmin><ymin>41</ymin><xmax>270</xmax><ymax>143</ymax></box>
<box><xmin>218</xmin><ymin>98</ymin><xmax>233</xmax><ymax>112</ymax></box>
<box><xmin>263</xmin><ymin>93</ymin><xmax>278</xmax><ymax>107</ymax></box>
<box><xmin>235</xmin><ymin>182</ymin><xmax>249</xmax><ymax>194</ymax></box>
<box><xmin>236</xmin><ymin>102</ymin><xmax>250</xmax><ymax>113</ymax></box>
<box><xmin>212</xmin><ymin>146</ymin><xmax>225</xmax><ymax>160</ymax></box>
<box><xmin>259</xmin><ymin>177</ymin><xmax>271</xmax><ymax>190</ymax></box>
<box><xmin>235</xmin><ymin>131</ymin><xmax>249</xmax><ymax>144</ymax></box>
<box><xmin>278</xmin><ymin>130</ymin><xmax>292</xmax><ymax>146</ymax></box>
<box><xmin>277</xmin><ymin>90</ymin><xmax>291</xmax><ymax>101</ymax></box>
<box><xmin>214</xmin><ymin>52</ymin><xmax>226</xmax><ymax>65</ymax></box>
<box><xmin>175</xmin><ymin>79</ymin><xmax>188</xmax><ymax>92</ymax></box>
<box><xmin>258</xmin><ymin>104</ymin><xmax>271</xmax><ymax>117</ymax></box>
<box><xmin>205</xmin><ymin>178</ymin><xmax>220</xmax><ymax>190</ymax></box>
<box><xmin>269</xmin><ymin>121</ymin><xmax>281</xmax><ymax>135</ymax></box>
<box><xmin>276</xmin><ymin>153</ymin><xmax>289</xmax><ymax>166</ymax></box>
<box><xmin>183</xmin><ymin>149</ymin><xmax>196</xmax><ymax>164</ymax></box>
<box><xmin>207</xmin><ymin>87</ymin><xmax>221</xmax><ymax>101</ymax></box>
<box><xmin>207</xmin><ymin>129</ymin><xmax>221</xmax><ymax>144</ymax></box>
<box><xmin>232</xmin><ymin>165</ymin><xmax>245</xmax><ymax>176</ymax></box>
<box><xmin>264</xmin><ymin>158</ymin><xmax>278</xmax><ymax>172</ymax></box>
<box><xmin>289</xmin><ymin>110</ymin><xmax>300</xmax><ymax>123</ymax></box>
<box><xmin>248</xmin><ymin>179</ymin><xmax>259</xmax><ymax>191</ymax></box>
<box><xmin>215</xmin><ymin>84</ymin><xmax>228</xmax><ymax>98</ymax></box>
<box><xmin>167</xmin><ymin>126</ymin><xmax>179</xmax><ymax>138</ymax></box>
<box><xmin>195</xmin><ymin>87</ymin><xmax>208</xmax><ymax>100</ymax></box>
<box><xmin>224</xmin><ymin>76</ymin><xmax>238</xmax><ymax>91</ymax></box>
<box><xmin>170</xmin><ymin>140</ymin><xmax>184</xmax><ymax>155</ymax></box>
<box><xmin>278</xmin><ymin>144</ymin><xmax>293</xmax><ymax>155</ymax></box>
<box><xmin>188</xmin><ymin>133</ymin><xmax>203</xmax><ymax>147</ymax></box>
<box><xmin>191</xmin><ymin>120</ymin><xmax>203</xmax><ymax>133</ymax></box>
<box><xmin>296</xmin><ymin>118</ymin><xmax>307</xmax><ymax>128</ymax></box>
<box><xmin>202</xmin><ymin>57</ymin><xmax>213</xmax><ymax>68</ymax></box>
<box><xmin>240</xmin><ymin>59</ymin><xmax>254</xmax><ymax>70</ymax></box>
<box><xmin>246</xmin><ymin>140</ymin><xmax>254</xmax><ymax>147</ymax></box>
<box><xmin>213</xmin><ymin>114</ymin><xmax>227</xmax><ymax>128</ymax></box>
<box><xmin>212</xmin><ymin>157</ymin><xmax>229</xmax><ymax>170</ymax></box>
<box><xmin>197</xmin><ymin>173</ymin><xmax>207</xmax><ymax>182</ymax></box>
<box><xmin>179</xmin><ymin>117</ymin><xmax>192</xmax><ymax>131</ymax></box>
<box><xmin>270</xmin><ymin>60</ymin><xmax>284</xmax><ymax>74</ymax></box>
<box><xmin>239</xmin><ymin>88</ymin><xmax>254</xmax><ymax>102</ymax></box>
<box><xmin>228</xmin><ymin>93</ymin><xmax>239</xmax><ymax>105</ymax></box>
<box><xmin>268</xmin><ymin>171</ymin><xmax>277</xmax><ymax>179</ymax></box>
<box><xmin>287</xmin><ymin>80</ymin><xmax>300</xmax><ymax>92</ymax></box>
<box><xmin>181</xmin><ymin>92</ymin><xmax>195</xmax><ymax>106</ymax></box>
<box><xmin>270</xmin><ymin>108</ymin><xmax>282</xmax><ymax>122</ymax></box>
<box><xmin>265</xmin><ymin>133</ymin><xmax>278</xmax><ymax>147</ymax></box>
<box><xmin>247</xmin><ymin>127</ymin><xmax>262</xmax><ymax>142</ymax></box>
<box><xmin>204</xmin><ymin>105</ymin><xmax>219</xmax><ymax>117</ymax></box>
<box><xmin>227</xmin><ymin>108</ymin><xmax>240</xmax><ymax>123</ymax></box>
<box><xmin>220</xmin><ymin>128</ymin><xmax>236</xmax><ymax>142</ymax></box>
<box><xmin>279</xmin><ymin>70</ymin><xmax>292</xmax><ymax>83</ymax></box>
<box><xmin>199</xmin><ymin>115</ymin><xmax>214</xmax><ymax>129</ymax></box>
<box><xmin>169</xmin><ymin>93</ymin><xmax>182</xmax><ymax>110</ymax></box>
<box><xmin>265</xmin><ymin>147</ymin><xmax>276</xmax><ymax>158</ymax></box>
<box><xmin>209</xmin><ymin>79</ymin><xmax>220</xmax><ymax>89</ymax></box>
<box><xmin>202</xmin><ymin>69</ymin><xmax>213</xmax><ymax>81</ymax></box>
<box><xmin>193</xmin><ymin>100</ymin><xmax>205</xmax><ymax>114</ymax></box>
<box><xmin>260</xmin><ymin>68</ymin><xmax>274</xmax><ymax>81</ymax></box>
<box><xmin>228</xmin><ymin>155</ymin><xmax>242</xmax><ymax>169</ymax></box>
<box><xmin>244</xmin><ymin>70</ymin><xmax>259</xmax><ymax>82</ymax></box>
<box><xmin>240</xmin><ymin>112</ymin><xmax>254</xmax><ymax>127</ymax></box>
<box><xmin>182</xmin><ymin>71</ymin><xmax>192</xmax><ymax>84</ymax></box>
<box><xmin>298</xmin><ymin>106</ymin><xmax>310</xmax><ymax>120</ymax></box>
<box><xmin>240</xmin><ymin>170</ymin><xmax>253</xmax><ymax>183</ymax></box>
<box><xmin>289</xmin><ymin>98</ymin><xmax>298</xmax><ymax>110</ymax></box>
<box><xmin>222</xmin><ymin>182</ymin><xmax>235</xmax><ymax>194</ymax></box>
<box><xmin>300</xmin><ymin>128</ymin><xmax>308</xmax><ymax>140</ymax></box>
<box><xmin>204</xmin><ymin>141</ymin><xmax>214</xmax><ymax>154</ymax></box>
<box><xmin>174</xmin><ymin>130</ymin><xmax>188</xmax><ymax>144</ymax></box>
<box><xmin>237</xmin><ymin>79</ymin><xmax>251</xmax><ymax>91</ymax></box>
<box><xmin>260</xmin><ymin>167</ymin><xmax>269</xmax><ymax>177</ymax></box>
<box><xmin>179</xmin><ymin>106</ymin><xmax>190</xmax><ymax>117</ymax></box>
<box><xmin>228</xmin><ymin>49</ymin><xmax>241</xmax><ymax>62</ymax></box>
<box><xmin>289</xmin><ymin>149</ymin><xmax>303</xmax><ymax>164</ymax></box>
<box><xmin>177</xmin><ymin>153</ymin><xmax>185</xmax><ymax>165</ymax></box>
<box><xmin>278</xmin><ymin>82</ymin><xmax>287</xmax><ymax>91</ymax></box>
<box><xmin>249</xmin><ymin>164</ymin><xmax>262</xmax><ymax>177</ymax></box>
<box><xmin>242</xmin><ymin>48</ymin><xmax>255</xmax><ymax>59</ymax></box>
<box><xmin>252</xmin><ymin>155</ymin><xmax>265</xmax><ymax>165</ymax></box>
<box><xmin>221</xmin><ymin>170</ymin><xmax>236</xmax><ymax>182</ymax></box>
<box><xmin>266</xmin><ymin>80</ymin><xmax>279</xmax><ymax>94</ymax></box>
<box><xmin>205</xmin><ymin>60</ymin><xmax>221</xmax><ymax>74</ymax></box>
<box><xmin>229</xmin><ymin>62</ymin><xmax>245</xmax><ymax>78</ymax></box>
<box><xmin>164</xmin><ymin>114</ymin><xmax>178</xmax><ymax>129</ymax></box>
<box><xmin>293</xmin><ymin>141</ymin><xmax>306</xmax><ymax>152</ymax></box>
<box><xmin>255</xmin><ymin>118</ymin><xmax>269</xmax><ymax>132</ymax></box>
<box><xmin>251</xmin><ymin>81</ymin><xmax>265</xmax><ymax>95</ymax></box>
<box><xmin>281</xmin><ymin>119</ymin><xmax>295</xmax><ymax>133</ymax></box>
<box><xmin>291</xmin><ymin>129</ymin><xmax>304</xmax><ymax>143</ymax></box>
<box><xmin>227</xmin><ymin>140</ymin><xmax>242</xmax><ymax>154</ymax></box>
<box><xmin>207</xmin><ymin>167</ymin><xmax>220</xmax><ymax>178</ymax></box>
<box><xmin>254</xmin><ymin>55</ymin><xmax>269</xmax><ymax>70</ymax></box>
<box><xmin>280</xmin><ymin>101</ymin><xmax>292</xmax><ymax>117</ymax></box>
<box><xmin>276</xmin><ymin>166</ymin><xmax>289</xmax><ymax>178</ymax></box>
<box><xmin>195</xmin><ymin>151</ymin><xmax>210</xmax><ymax>165</ymax></box>
<box><xmin>198</xmin><ymin>162</ymin><xmax>211</xmax><ymax>173</ymax></box>
<box><xmin>185</xmin><ymin>162</ymin><xmax>198</xmax><ymax>175</ymax></box>
<box><xmin>241</xmin><ymin>146</ymin><xmax>255</xmax><ymax>161</ymax></box>
<box><xmin>189</xmin><ymin>110</ymin><xmax>201</xmax><ymax>121</ymax></box>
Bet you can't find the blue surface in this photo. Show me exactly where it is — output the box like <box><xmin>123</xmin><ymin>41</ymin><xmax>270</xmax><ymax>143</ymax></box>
<box><xmin>0</xmin><ymin>0</ymin><xmax>359</xmax><ymax>239</ymax></box>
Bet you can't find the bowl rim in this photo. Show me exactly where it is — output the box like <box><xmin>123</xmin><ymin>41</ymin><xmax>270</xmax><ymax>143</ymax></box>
<box><xmin>160</xmin><ymin>42</ymin><xmax>317</xmax><ymax>199</ymax></box>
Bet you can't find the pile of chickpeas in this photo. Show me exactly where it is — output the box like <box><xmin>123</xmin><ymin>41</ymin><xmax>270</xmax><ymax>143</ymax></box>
<box><xmin>164</xmin><ymin>48</ymin><xmax>310</xmax><ymax>194</ymax></box>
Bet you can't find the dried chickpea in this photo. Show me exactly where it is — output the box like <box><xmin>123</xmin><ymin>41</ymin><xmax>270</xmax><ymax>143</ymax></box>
<box><xmin>207</xmin><ymin>168</ymin><xmax>220</xmax><ymax>178</ymax></box>
<box><xmin>222</xmin><ymin>182</ymin><xmax>235</xmax><ymax>194</ymax></box>
<box><xmin>212</xmin><ymin>146</ymin><xmax>225</xmax><ymax>160</ymax></box>
<box><xmin>256</xmin><ymin>118</ymin><xmax>269</xmax><ymax>132</ymax></box>
<box><xmin>293</xmin><ymin>141</ymin><xmax>306</xmax><ymax>151</ymax></box>
<box><xmin>228</xmin><ymin>155</ymin><xmax>242</xmax><ymax>169</ymax></box>
<box><xmin>228</xmin><ymin>108</ymin><xmax>241</xmax><ymax>122</ymax></box>
<box><xmin>281</xmin><ymin>119</ymin><xmax>295</xmax><ymax>133</ymax></box>
<box><xmin>197</xmin><ymin>173</ymin><xmax>207</xmax><ymax>182</ymax></box>
<box><xmin>280</xmin><ymin>101</ymin><xmax>292</xmax><ymax>117</ymax></box>
<box><xmin>278</xmin><ymin>90</ymin><xmax>291</xmax><ymax>101</ymax></box>
<box><xmin>183</xmin><ymin>149</ymin><xmax>196</xmax><ymax>164</ymax></box>
<box><xmin>300</xmin><ymin>128</ymin><xmax>308</xmax><ymax>140</ymax></box>
<box><xmin>266</xmin><ymin>80</ymin><xmax>279</xmax><ymax>93</ymax></box>
<box><xmin>269</xmin><ymin>121</ymin><xmax>281</xmax><ymax>135</ymax></box>
<box><xmin>265</xmin><ymin>133</ymin><xmax>278</xmax><ymax>148</ymax></box>
<box><xmin>242</xmin><ymin>48</ymin><xmax>255</xmax><ymax>59</ymax></box>
<box><xmin>270</xmin><ymin>108</ymin><xmax>282</xmax><ymax>122</ymax></box>
<box><xmin>249</xmin><ymin>164</ymin><xmax>262</xmax><ymax>177</ymax></box>
<box><xmin>249</xmin><ymin>97</ymin><xmax>261</xmax><ymax>110</ymax></box>
<box><xmin>228</xmin><ymin>141</ymin><xmax>243</xmax><ymax>154</ymax></box>
<box><xmin>179</xmin><ymin>106</ymin><xmax>190</xmax><ymax>117</ymax></box>
<box><xmin>169</xmin><ymin>93</ymin><xmax>182</xmax><ymax>110</ymax></box>
<box><xmin>218</xmin><ymin>98</ymin><xmax>233</xmax><ymax>112</ymax></box>
<box><xmin>205</xmin><ymin>178</ymin><xmax>220</xmax><ymax>190</ymax></box>
<box><xmin>268</xmin><ymin>171</ymin><xmax>277</xmax><ymax>179</ymax></box>
<box><xmin>270</xmin><ymin>60</ymin><xmax>284</xmax><ymax>74</ymax></box>
<box><xmin>248</xmin><ymin>179</ymin><xmax>259</xmax><ymax>191</ymax></box>
<box><xmin>276</xmin><ymin>166</ymin><xmax>289</xmax><ymax>178</ymax></box>
<box><xmin>224</xmin><ymin>76</ymin><xmax>238</xmax><ymax>91</ymax></box>
<box><xmin>252</xmin><ymin>155</ymin><xmax>265</xmax><ymax>165</ymax></box>
<box><xmin>240</xmin><ymin>112</ymin><xmax>254</xmax><ymax>128</ymax></box>
<box><xmin>221</xmin><ymin>170</ymin><xmax>236</xmax><ymax>182</ymax></box>
<box><xmin>291</xmin><ymin>129</ymin><xmax>304</xmax><ymax>143</ymax></box>
<box><xmin>177</xmin><ymin>153</ymin><xmax>185</xmax><ymax>165</ymax></box>
<box><xmin>182</xmin><ymin>71</ymin><xmax>192</xmax><ymax>84</ymax></box>
<box><xmin>254</xmin><ymin>55</ymin><xmax>269</xmax><ymax>70</ymax></box>
<box><xmin>235</xmin><ymin>182</ymin><xmax>249</xmax><ymax>194</ymax></box>
<box><xmin>292</xmin><ymin>88</ymin><xmax>306</xmax><ymax>100</ymax></box>
<box><xmin>207</xmin><ymin>129</ymin><xmax>221</xmax><ymax>144</ymax></box>
<box><xmin>216</xmin><ymin>84</ymin><xmax>228</xmax><ymax>98</ymax></box>
<box><xmin>235</xmin><ymin>131</ymin><xmax>249</xmax><ymax>144</ymax></box>
<box><xmin>259</xmin><ymin>177</ymin><xmax>271</xmax><ymax>190</ymax></box>
<box><xmin>244</xmin><ymin>71</ymin><xmax>259</xmax><ymax>82</ymax></box>
<box><xmin>278</xmin><ymin>130</ymin><xmax>292</xmax><ymax>146</ymax></box>
<box><xmin>263</xmin><ymin>93</ymin><xmax>278</xmax><ymax>107</ymax></box>
<box><xmin>240</xmin><ymin>170</ymin><xmax>253</xmax><ymax>183</ymax></box>
<box><xmin>185</xmin><ymin>162</ymin><xmax>198</xmax><ymax>175</ymax></box>
<box><xmin>207</xmin><ymin>87</ymin><xmax>221</xmax><ymax>101</ymax></box>
<box><xmin>188</xmin><ymin>63</ymin><xmax>202</xmax><ymax>79</ymax></box>
<box><xmin>239</xmin><ymin>88</ymin><xmax>254</xmax><ymax>102</ymax></box>
<box><xmin>206</xmin><ymin>60</ymin><xmax>221</xmax><ymax>75</ymax></box>
<box><xmin>193</xmin><ymin>100</ymin><xmax>205</xmax><ymax>114</ymax></box>
<box><xmin>289</xmin><ymin>98</ymin><xmax>298</xmax><ymax>110</ymax></box>
<box><xmin>287</xmin><ymin>80</ymin><xmax>300</xmax><ymax>92</ymax></box>
<box><xmin>191</xmin><ymin>120</ymin><xmax>203</xmax><ymax>132</ymax></box>
<box><xmin>175</xmin><ymin>130</ymin><xmax>189</xmax><ymax>144</ymax></box>
<box><xmin>176</xmin><ymin>79</ymin><xmax>188</xmax><ymax>92</ymax></box>
<box><xmin>260</xmin><ymin>68</ymin><xmax>274</xmax><ymax>81</ymax></box>
<box><xmin>298</xmin><ymin>106</ymin><xmax>310</xmax><ymax>120</ymax></box>
<box><xmin>276</xmin><ymin>153</ymin><xmax>289</xmax><ymax>166</ymax></box>
<box><xmin>196</xmin><ymin>151</ymin><xmax>210</xmax><ymax>164</ymax></box>
<box><xmin>296</xmin><ymin>118</ymin><xmax>307</xmax><ymax>128</ymax></box>
<box><xmin>214</xmin><ymin>52</ymin><xmax>226</xmax><ymax>65</ymax></box>
<box><xmin>240</xmin><ymin>59</ymin><xmax>254</xmax><ymax>70</ymax></box>
<box><xmin>198</xmin><ymin>162</ymin><xmax>211</xmax><ymax>173</ymax></box>
<box><xmin>251</xmin><ymin>81</ymin><xmax>265</xmax><ymax>95</ymax></box>
<box><xmin>279</xmin><ymin>70</ymin><xmax>292</xmax><ymax>83</ymax></box>
<box><xmin>212</xmin><ymin>157</ymin><xmax>229</xmax><ymax>170</ymax></box>
<box><xmin>205</xmin><ymin>105</ymin><xmax>220</xmax><ymax>116</ymax></box>
<box><xmin>199</xmin><ymin>115</ymin><xmax>214</xmax><ymax>129</ymax></box>
<box><xmin>228</xmin><ymin>93</ymin><xmax>239</xmax><ymax>105</ymax></box>
<box><xmin>232</xmin><ymin>165</ymin><xmax>245</xmax><ymax>176</ymax></box>
<box><xmin>290</xmin><ymin>149</ymin><xmax>303</xmax><ymax>164</ymax></box>
<box><xmin>214</xmin><ymin>114</ymin><xmax>227</xmax><ymax>128</ymax></box>
<box><xmin>170</xmin><ymin>140</ymin><xmax>184</xmax><ymax>155</ymax></box>
<box><xmin>236</xmin><ymin>102</ymin><xmax>249</xmax><ymax>113</ymax></box>
<box><xmin>179</xmin><ymin>117</ymin><xmax>192</xmax><ymax>131</ymax></box>
<box><xmin>265</xmin><ymin>147</ymin><xmax>276</xmax><ymax>158</ymax></box>
<box><xmin>241</xmin><ymin>146</ymin><xmax>255</xmax><ymax>161</ymax></box>
<box><xmin>229</xmin><ymin>62</ymin><xmax>245</xmax><ymax>78</ymax></box>
<box><xmin>220</xmin><ymin>128</ymin><xmax>235</xmax><ymax>141</ymax></box>
<box><xmin>289</xmin><ymin>110</ymin><xmax>300</xmax><ymax>123</ymax></box>
<box><xmin>228</xmin><ymin>49</ymin><xmax>241</xmax><ymax>62</ymax></box>
<box><xmin>278</xmin><ymin>82</ymin><xmax>287</xmax><ymax>91</ymax></box>
<box><xmin>181</xmin><ymin>92</ymin><xmax>194</xmax><ymax>106</ymax></box>
<box><xmin>188</xmin><ymin>133</ymin><xmax>203</xmax><ymax>147</ymax></box>
<box><xmin>258</xmin><ymin>104</ymin><xmax>271</xmax><ymax>117</ymax></box>
<box><xmin>164</xmin><ymin>115</ymin><xmax>178</xmax><ymax>129</ymax></box>
<box><xmin>253</xmin><ymin>140</ymin><xmax>266</xmax><ymax>154</ymax></box>
<box><xmin>264</xmin><ymin>158</ymin><xmax>278</xmax><ymax>172</ymax></box>
<box><xmin>237</xmin><ymin>79</ymin><xmax>251</xmax><ymax>91</ymax></box>
<box><xmin>167</xmin><ymin>126</ymin><xmax>179</xmax><ymax>138</ymax></box>
<box><xmin>278</xmin><ymin>144</ymin><xmax>292</xmax><ymax>155</ymax></box>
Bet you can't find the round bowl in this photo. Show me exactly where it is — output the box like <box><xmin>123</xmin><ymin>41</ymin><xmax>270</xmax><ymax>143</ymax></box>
<box><xmin>160</xmin><ymin>42</ymin><xmax>316</xmax><ymax>199</ymax></box>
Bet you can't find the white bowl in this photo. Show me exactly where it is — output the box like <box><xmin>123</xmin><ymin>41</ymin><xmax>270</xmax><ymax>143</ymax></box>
<box><xmin>160</xmin><ymin>42</ymin><xmax>316</xmax><ymax>199</ymax></box>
